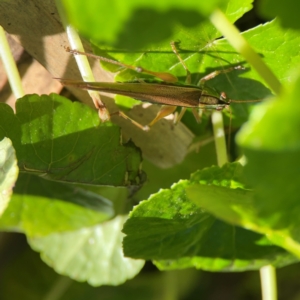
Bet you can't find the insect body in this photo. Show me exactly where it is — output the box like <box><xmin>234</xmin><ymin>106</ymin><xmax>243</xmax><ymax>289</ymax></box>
<box><xmin>59</xmin><ymin>80</ymin><xmax>229</xmax><ymax>110</ymax></box>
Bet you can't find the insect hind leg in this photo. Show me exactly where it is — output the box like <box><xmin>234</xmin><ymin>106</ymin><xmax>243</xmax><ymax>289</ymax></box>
<box><xmin>110</xmin><ymin>111</ymin><xmax>150</xmax><ymax>131</ymax></box>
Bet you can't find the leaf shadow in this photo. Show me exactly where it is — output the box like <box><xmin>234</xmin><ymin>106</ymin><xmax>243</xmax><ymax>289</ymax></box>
<box><xmin>114</xmin><ymin>8</ymin><xmax>206</xmax><ymax>50</ymax></box>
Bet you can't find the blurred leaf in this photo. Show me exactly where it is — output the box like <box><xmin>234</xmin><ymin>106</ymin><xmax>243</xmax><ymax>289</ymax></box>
<box><xmin>0</xmin><ymin>174</ymin><xmax>113</xmax><ymax>236</ymax></box>
<box><xmin>62</xmin><ymin>0</ymin><xmax>252</xmax><ymax>48</ymax></box>
<box><xmin>123</xmin><ymin>163</ymin><xmax>297</xmax><ymax>271</ymax></box>
<box><xmin>0</xmin><ymin>138</ymin><xmax>18</xmax><ymax>217</ymax></box>
<box><xmin>258</xmin><ymin>0</ymin><xmax>300</xmax><ymax>29</ymax></box>
<box><xmin>0</xmin><ymin>94</ymin><xmax>143</xmax><ymax>186</ymax></box>
<box><xmin>231</xmin><ymin>70</ymin><xmax>300</xmax><ymax>257</ymax></box>
<box><xmin>29</xmin><ymin>215</ymin><xmax>144</xmax><ymax>286</ymax></box>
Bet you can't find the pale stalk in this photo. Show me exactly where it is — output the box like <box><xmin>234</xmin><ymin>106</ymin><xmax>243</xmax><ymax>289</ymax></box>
<box><xmin>0</xmin><ymin>26</ymin><xmax>24</xmax><ymax>99</ymax></box>
<box><xmin>260</xmin><ymin>265</ymin><xmax>277</xmax><ymax>300</ymax></box>
<box><xmin>211</xmin><ymin>111</ymin><xmax>227</xmax><ymax>166</ymax></box>
<box><xmin>65</xmin><ymin>25</ymin><xmax>110</xmax><ymax>121</ymax></box>
<box><xmin>210</xmin><ymin>8</ymin><xmax>281</xmax><ymax>96</ymax></box>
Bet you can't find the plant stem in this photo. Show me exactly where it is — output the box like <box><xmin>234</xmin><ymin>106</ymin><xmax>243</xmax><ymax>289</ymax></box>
<box><xmin>42</xmin><ymin>277</ymin><xmax>73</xmax><ymax>300</ymax></box>
<box><xmin>162</xmin><ymin>271</ymin><xmax>178</xmax><ymax>300</ymax></box>
<box><xmin>260</xmin><ymin>265</ymin><xmax>277</xmax><ymax>300</ymax></box>
<box><xmin>65</xmin><ymin>26</ymin><xmax>95</xmax><ymax>83</ymax></box>
<box><xmin>211</xmin><ymin>111</ymin><xmax>227</xmax><ymax>166</ymax></box>
<box><xmin>0</xmin><ymin>26</ymin><xmax>24</xmax><ymax>99</ymax></box>
<box><xmin>209</xmin><ymin>8</ymin><xmax>281</xmax><ymax>96</ymax></box>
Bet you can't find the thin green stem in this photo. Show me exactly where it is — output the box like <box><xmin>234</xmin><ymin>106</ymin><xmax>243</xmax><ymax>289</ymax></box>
<box><xmin>0</xmin><ymin>26</ymin><xmax>24</xmax><ymax>99</ymax></box>
<box><xmin>162</xmin><ymin>271</ymin><xmax>178</xmax><ymax>300</ymax></box>
<box><xmin>260</xmin><ymin>265</ymin><xmax>277</xmax><ymax>300</ymax></box>
<box><xmin>210</xmin><ymin>8</ymin><xmax>281</xmax><ymax>96</ymax></box>
<box><xmin>42</xmin><ymin>277</ymin><xmax>73</xmax><ymax>300</ymax></box>
<box><xmin>211</xmin><ymin>111</ymin><xmax>227</xmax><ymax>166</ymax></box>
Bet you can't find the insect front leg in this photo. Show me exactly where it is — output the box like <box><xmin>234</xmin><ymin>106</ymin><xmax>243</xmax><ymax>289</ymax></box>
<box><xmin>191</xmin><ymin>108</ymin><xmax>202</xmax><ymax>123</ymax></box>
<box><xmin>110</xmin><ymin>110</ymin><xmax>150</xmax><ymax>131</ymax></box>
<box><xmin>175</xmin><ymin>107</ymin><xmax>203</xmax><ymax>125</ymax></box>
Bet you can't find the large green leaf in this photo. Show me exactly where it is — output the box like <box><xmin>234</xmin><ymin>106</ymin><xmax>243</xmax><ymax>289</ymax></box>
<box><xmin>0</xmin><ymin>174</ymin><xmax>113</xmax><ymax>236</ymax></box>
<box><xmin>123</xmin><ymin>162</ymin><xmax>297</xmax><ymax>271</ymax></box>
<box><xmin>0</xmin><ymin>138</ymin><xmax>18</xmax><ymax>217</ymax></box>
<box><xmin>29</xmin><ymin>216</ymin><xmax>144</xmax><ymax>286</ymax></box>
<box><xmin>0</xmin><ymin>94</ymin><xmax>143</xmax><ymax>186</ymax></box>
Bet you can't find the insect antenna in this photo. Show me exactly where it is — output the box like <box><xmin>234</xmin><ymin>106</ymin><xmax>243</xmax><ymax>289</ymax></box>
<box><xmin>230</xmin><ymin>99</ymin><xmax>262</xmax><ymax>103</ymax></box>
<box><xmin>228</xmin><ymin>105</ymin><xmax>232</xmax><ymax>153</ymax></box>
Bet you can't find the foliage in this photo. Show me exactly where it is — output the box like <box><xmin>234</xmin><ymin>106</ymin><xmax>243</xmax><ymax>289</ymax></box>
<box><xmin>1</xmin><ymin>0</ymin><xmax>300</xmax><ymax>298</ymax></box>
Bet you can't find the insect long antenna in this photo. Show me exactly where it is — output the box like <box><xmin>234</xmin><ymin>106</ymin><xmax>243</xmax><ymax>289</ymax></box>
<box><xmin>228</xmin><ymin>106</ymin><xmax>232</xmax><ymax>153</ymax></box>
<box><xmin>230</xmin><ymin>99</ymin><xmax>262</xmax><ymax>103</ymax></box>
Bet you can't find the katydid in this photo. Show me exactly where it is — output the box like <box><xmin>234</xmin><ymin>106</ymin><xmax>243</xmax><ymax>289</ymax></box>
<box><xmin>59</xmin><ymin>42</ymin><xmax>261</xmax><ymax>130</ymax></box>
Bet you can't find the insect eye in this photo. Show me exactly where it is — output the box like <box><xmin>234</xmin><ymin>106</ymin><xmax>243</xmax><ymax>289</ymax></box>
<box><xmin>135</xmin><ymin>66</ymin><xmax>143</xmax><ymax>73</ymax></box>
<box><xmin>220</xmin><ymin>92</ymin><xmax>227</xmax><ymax>100</ymax></box>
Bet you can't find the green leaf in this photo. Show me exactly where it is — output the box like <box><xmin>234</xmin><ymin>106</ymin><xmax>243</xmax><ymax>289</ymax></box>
<box><xmin>237</xmin><ymin>76</ymin><xmax>300</xmax><ymax>151</ymax></box>
<box><xmin>0</xmin><ymin>138</ymin><xmax>18</xmax><ymax>217</ymax></box>
<box><xmin>62</xmin><ymin>0</ymin><xmax>252</xmax><ymax>48</ymax></box>
<box><xmin>154</xmin><ymin>229</ymin><xmax>298</xmax><ymax>271</ymax></box>
<box><xmin>0</xmin><ymin>174</ymin><xmax>114</xmax><ymax>236</ymax></box>
<box><xmin>0</xmin><ymin>94</ymin><xmax>143</xmax><ymax>186</ymax></box>
<box><xmin>123</xmin><ymin>163</ymin><xmax>296</xmax><ymax>271</ymax></box>
<box><xmin>258</xmin><ymin>0</ymin><xmax>300</xmax><ymax>29</ymax></box>
<box><xmin>29</xmin><ymin>216</ymin><xmax>144</xmax><ymax>286</ymax></box>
